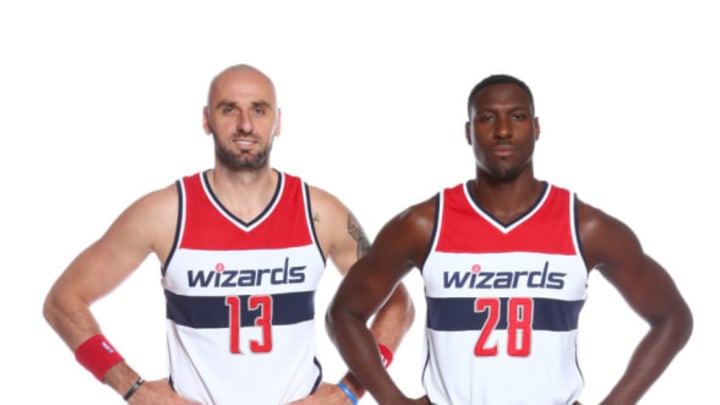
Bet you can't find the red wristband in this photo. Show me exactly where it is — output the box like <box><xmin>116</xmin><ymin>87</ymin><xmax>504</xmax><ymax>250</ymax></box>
<box><xmin>378</xmin><ymin>343</ymin><xmax>393</xmax><ymax>368</ymax></box>
<box><xmin>74</xmin><ymin>334</ymin><xmax>124</xmax><ymax>381</ymax></box>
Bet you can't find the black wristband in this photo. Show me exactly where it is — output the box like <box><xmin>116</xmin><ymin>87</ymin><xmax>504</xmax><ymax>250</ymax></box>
<box><xmin>123</xmin><ymin>377</ymin><xmax>144</xmax><ymax>401</ymax></box>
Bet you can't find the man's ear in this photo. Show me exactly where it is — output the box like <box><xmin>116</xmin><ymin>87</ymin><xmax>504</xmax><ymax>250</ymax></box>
<box><xmin>203</xmin><ymin>106</ymin><xmax>211</xmax><ymax>135</ymax></box>
<box><xmin>465</xmin><ymin>121</ymin><xmax>472</xmax><ymax>145</ymax></box>
<box><xmin>274</xmin><ymin>108</ymin><xmax>282</xmax><ymax>137</ymax></box>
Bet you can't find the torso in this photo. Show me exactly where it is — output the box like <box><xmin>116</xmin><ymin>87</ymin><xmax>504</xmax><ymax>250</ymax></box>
<box><xmin>420</xmin><ymin>181</ymin><xmax>588</xmax><ymax>405</ymax></box>
<box><xmin>161</xmin><ymin>171</ymin><xmax>327</xmax><ymax>405</ymax></box>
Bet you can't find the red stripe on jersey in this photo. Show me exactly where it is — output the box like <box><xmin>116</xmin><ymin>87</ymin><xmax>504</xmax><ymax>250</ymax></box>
<box><xmin>435</xmin><ymin>183</ymin><xmax>576</xmax><ymax>255</ymax></box>
<box><xmin>179</xmin><ymin>172</ymin><xmax>313</xmax><ymax>250</ymax></box>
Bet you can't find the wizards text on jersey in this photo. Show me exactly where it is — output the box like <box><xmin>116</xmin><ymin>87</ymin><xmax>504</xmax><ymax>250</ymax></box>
<box><xmin>443</xmin><ymin>260</ymin><xmax>566</xmax><ymax>290</ymax></box>
<box><xmin>187</xmin><ymin>257</ymin><xmax>307</xmax><ymax>288</ymax></box>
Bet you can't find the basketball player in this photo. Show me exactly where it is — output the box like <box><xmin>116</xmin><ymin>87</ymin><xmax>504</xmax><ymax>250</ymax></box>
<box><xmin>43</xmin><ymin>64</ymin><xmax>414</xmax><ymax>405</ymax></box>
<box><xmin>326</xmin><ymin>74</ymin><xmax>693</xmax><ymax>404</ymax></box>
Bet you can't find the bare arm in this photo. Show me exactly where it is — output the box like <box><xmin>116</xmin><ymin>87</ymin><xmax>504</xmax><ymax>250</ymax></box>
<box><xmin>299</xmin><ymin>187</ymin><xmax>416</xmax><ymax>404</ymax></box>
<box><xmin>578</xmin><ymin>200</ymin><xmax>693</xmax><ymax>404</ymax></box>
<box><xmin>326</xmin><ymin>198</ymin><xmax>436</xmax><ymax>405</ymax></box>
<box><xmin>328</xmin><ymin>210</ymin><xmax>415</xmax><ymax>358</ymax></box>
<box><xmin>42</xmin><ymin>185</ymin><xmax>199</xmax><ymax>404</ymax></box>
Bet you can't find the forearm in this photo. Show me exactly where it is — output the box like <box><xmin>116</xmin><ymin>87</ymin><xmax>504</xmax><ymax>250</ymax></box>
<box><xmin>336</xmin><ymin>284</ymin><xmax>414</xmax><ymax>401</ymax></box>
<box><xmin>43</xmin><ymin>291</ymin><xmax>142</xmax><ymax>397</ymax></box>
<box><xmin>43</xmin><ymin>289</ymin><xmax>103</xmax><ymax>350</ymax></box>
<box><xmin>601</xmin><ymin>309</ymin><xmax>692</xmax><ymax>404</ymax></box>
<box><xmin>328</xmin><ymin>305</ymin><xmax>408</xmax><ymax>404</ymax></box>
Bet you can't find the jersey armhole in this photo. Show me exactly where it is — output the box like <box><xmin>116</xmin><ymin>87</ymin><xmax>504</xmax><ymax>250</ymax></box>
<box><xmin>418</xmin><ymin>192</ymin><xmax>442</xmax><ymax>274</ymax></box>
<box><xmin>162</xmin><ymin>179</ymin><xmax>185</xmax><ymax>276</ymax></box>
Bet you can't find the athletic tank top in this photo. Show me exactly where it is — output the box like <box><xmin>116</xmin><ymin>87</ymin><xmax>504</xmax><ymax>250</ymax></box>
<box><xmin>422</xmin><ymin>181</ymin><xmax>588</xmax><ymax>405</ymax></box>
<box><xmin>162</xmin><ymin>171</ymin><xmax>326</xmax><ymax>405</ymax></box>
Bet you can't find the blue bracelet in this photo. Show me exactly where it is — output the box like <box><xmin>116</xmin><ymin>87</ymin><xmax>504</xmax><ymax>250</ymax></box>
<box><xmin>337</xmin><ymin>382</ymin><xmax>358</xmax><ymax>405</ymax></box>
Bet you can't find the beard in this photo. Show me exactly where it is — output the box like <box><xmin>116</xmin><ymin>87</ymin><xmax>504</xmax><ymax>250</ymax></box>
<box><xmin>480</xmin><ymin>155</ymin><xmax>533</xmax><ymax>182</ymax></box>
<box><xmin>487</xmin><ymin>164</ymin><xmax>522</xmax><ymax>180</ymax></box>
<box><xmin>212</xmin><ymin>131</ymin><xmax>273</xmax><ymax>171</ymax></box>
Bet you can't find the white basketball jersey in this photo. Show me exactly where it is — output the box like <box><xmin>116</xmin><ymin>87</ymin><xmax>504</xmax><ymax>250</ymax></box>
<box><xmin>422</xmin><ymin>182</ymin><xmax>588</xmax><ymax>405</ymax></box>
<box><xmin>162</xmin><ymin>171</ymin><xmax>326</xmax><ymax>405</ymax></box>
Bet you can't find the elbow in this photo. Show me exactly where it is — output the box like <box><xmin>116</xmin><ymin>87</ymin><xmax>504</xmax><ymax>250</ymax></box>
<box><xmin>669</xmin><ymin>293</ymin><xmax>694</xmax><ymax>350</ymax></box>
<box><xmin>42</xmin><ymin>288</ymin><xmax>61</xmax><ymax>331</ymax></box>
<box><xmin>325</xmin><ymin>297</ymin><xmax>348</xmax><ymax>344</ymax></box>
<box><xmin>654</xmin><ymin>298</ymin><xmax>694</xmax><ymax>352</ymax></box>
<box><xmin>677</xmin><ymin>300</ymin><xmax>694</xmax><ymax>348</ymax></box>
<box><xmin>42</xmin><ymin>283</ymin><xmax>82</xmax><ymax>334</ymax></box>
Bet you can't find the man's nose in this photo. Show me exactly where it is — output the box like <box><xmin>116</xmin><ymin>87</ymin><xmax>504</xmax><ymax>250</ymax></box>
<box><xmin>236</xmin><ymin>110</ymin><xmax>253</xmax><ymax>134</ymax></box>
<box><xmin>495</xmin><ymin>117</ymin><xmax>512</xmax><ymax>138</ymax></box>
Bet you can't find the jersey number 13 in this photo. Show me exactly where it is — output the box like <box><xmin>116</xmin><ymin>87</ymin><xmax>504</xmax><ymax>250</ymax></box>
<box><xmin>225</xmin><ymin>295</ymin><xmax>273</xmax><ymax>354</ymax></box>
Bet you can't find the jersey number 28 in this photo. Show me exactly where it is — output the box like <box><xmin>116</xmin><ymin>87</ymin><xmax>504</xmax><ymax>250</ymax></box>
<box><xmin>474</xmin><ymin>297</ymin><xmax>532</xmax><ymax>357</ymax></box>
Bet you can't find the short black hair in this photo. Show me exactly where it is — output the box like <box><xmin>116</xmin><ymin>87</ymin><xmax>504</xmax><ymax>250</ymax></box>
<box><xmin>467</xmin><ymin>74</ymin><xmax>534</xmax><ymax>117</ymax></box>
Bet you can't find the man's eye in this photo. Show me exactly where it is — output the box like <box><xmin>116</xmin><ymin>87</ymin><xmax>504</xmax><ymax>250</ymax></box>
<box><xmin>222</xmin><ymin>107</ymin><xmax>235</xmax><ymax>114</ymax></box>
<box><xmin>512</xmin><ymin>113</ymin><xmax>527</xmax><ymax>121</ymax></box>
<box><xmin>253</xmin><ymin>107</ymin><xmax>266</xmax><ymax>115</ymax></box>
<box><xmin>478</xmin><ymin>115</ymin><xmax>494</xmax><ymax>123</ymax></box>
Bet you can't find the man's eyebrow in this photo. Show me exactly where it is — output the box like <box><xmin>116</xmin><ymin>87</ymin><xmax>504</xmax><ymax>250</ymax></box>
<box><xmin>475</xmin><ymin>104</ymin><xmax>529</xmax><ymax>112</ymax></box>
<box><xmin>251</xmin><ymin>100</ymin><xmax>272</xmax><ymax>108</ymax></box>
<box><xmin>214</xmin><ymin>100</ymin><xmax>273</xmax><ymax>109</ymax></box>
<box><xmin>214</xmin><ymin>100</ymin><xmax>237</xmax><ymax>110</ymax></box>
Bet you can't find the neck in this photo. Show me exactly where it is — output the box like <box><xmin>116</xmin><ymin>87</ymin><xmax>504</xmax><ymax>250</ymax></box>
<box><xmin>471</xmin><ymin>168</ymin><xmax>544</xmax><ymax>224</ymax></box>
<box><xmin>207</xmin><ymin>164</ymin><xmax>279</xmax><ymax>222</ymax></box>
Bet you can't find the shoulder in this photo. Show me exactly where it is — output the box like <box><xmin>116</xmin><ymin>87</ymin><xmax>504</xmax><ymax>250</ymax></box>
<box><xmin>137</xmin><ymin>171</ymin><xmax>209</xmax><ymax>214</ymax></box>
<box><xmin>302</xmin><ymin>183</ymin><xmax>356</xmax><ymax>254</ymax></box>
<box><xmin>306</xmin><ymin>183</ymin><xmax>347</xmax><ymax>214</ymax></box>
<box><xmin>90</xmin><ymin>182</ymin><xmax>180</xmax><ymax>261</ymax></box>
<box><xmin>110</xmin><ymin>182</ymin><xmax>179</xmax><ymax>240</ymax></box>
<box><xmin>370</xmin><ymin>195</ymin><xmax>438</xmax><ymax>267</ymax></box>
<box><xmin>391</xmin><ymin>195</ymin><xmax>437</xmax><ymax>233</ymax></box>
<box><xmin>576</xmin><ymin>197</ymin><xmax>632</xmax><ymax>239</ymax></box>
<box><xmin>127</xmin><ymin>182</ymin><xmax>179</xmax><ymax>215</ymax></box>
<box><xmin>575</xmin><ymin>197</ymin><xmax>642</xmax><ymax>270</ymax></box>
<box><xmin>307</xmin><ymin>185</ymin><xmax>350</xmax><ymax>222</ymax></box>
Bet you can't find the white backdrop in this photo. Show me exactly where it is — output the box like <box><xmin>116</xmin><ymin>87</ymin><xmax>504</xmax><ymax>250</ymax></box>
<box><xmin>1</xmin><ymin>1</ymin><xmax>716</xmax><ymax>403</ymax></box>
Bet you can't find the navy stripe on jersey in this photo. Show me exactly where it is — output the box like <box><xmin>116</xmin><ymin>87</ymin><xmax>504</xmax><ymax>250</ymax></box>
<box><xmin>426</xmin><ymin>296</ymin><xmax>584</xmax><ymax>332</ymax></box>
<box><xmin>166</xmin><ymin>290</ymin><xmax>315</xmax><ymax>328</ymax></box>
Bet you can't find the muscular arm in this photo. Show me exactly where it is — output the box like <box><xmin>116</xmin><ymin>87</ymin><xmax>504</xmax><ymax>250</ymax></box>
<box><xmin>326</xmin><ymin>198</ymin><xmax>436</xmax><ymax>404</ymax></box>
<box><xmin>42</xmin><ymin>185</ymin><xmax>188</xmax><ymax>403</ymax></box>
<box><xmin>304</xmin><ymin>187</ymin><xmax>417</xmax><ymax>404</ymax></box>
<box><xmin>329</xmin><ymin>210</ymin><xmax>415</xmax><ymax>356</ymax></box>
<box><xmin>578</xmin><ymin>200</ymin><xmax>693</xmax><ymax>404</ymax></box>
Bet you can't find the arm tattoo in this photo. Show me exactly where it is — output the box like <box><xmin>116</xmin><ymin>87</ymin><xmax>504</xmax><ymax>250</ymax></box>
<box><xmin>348</xmin><ymin>212</ymin><xmax>371</xmax><ymax>258</ymax></box>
